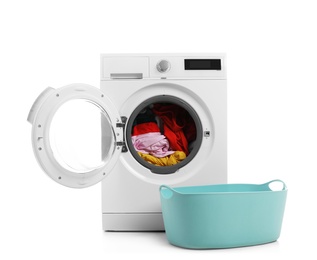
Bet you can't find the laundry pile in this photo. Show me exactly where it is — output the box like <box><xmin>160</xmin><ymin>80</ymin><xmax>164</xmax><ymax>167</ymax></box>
<box><xmin>131</xmin><ymin>104</ymin><xmax>196</xmax><ymax>167</ymax></box>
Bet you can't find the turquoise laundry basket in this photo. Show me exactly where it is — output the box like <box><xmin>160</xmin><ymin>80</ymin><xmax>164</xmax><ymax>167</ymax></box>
<box><xmin>160</xmin><ymin>180</ymin><xmax>287</xmax><ymax>249</ymax></box>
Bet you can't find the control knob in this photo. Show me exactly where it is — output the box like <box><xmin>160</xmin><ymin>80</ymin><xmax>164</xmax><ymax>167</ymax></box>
<box><xmin>156</xmin><ymin>60</ymin><xmax>171</xmax><ymax>73</ymax></box>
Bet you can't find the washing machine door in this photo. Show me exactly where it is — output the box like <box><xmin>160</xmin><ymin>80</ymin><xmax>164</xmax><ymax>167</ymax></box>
<box><xmin>27</xmin><ymin>83</ymin><xmax>123</xmax><ymax>188</ymax></box>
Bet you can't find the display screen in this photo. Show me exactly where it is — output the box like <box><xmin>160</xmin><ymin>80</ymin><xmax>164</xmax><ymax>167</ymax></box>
<box><xmin>184</xmin><ymin>59</ymin><xmax>221</xmax><ymax>70</ymax></box>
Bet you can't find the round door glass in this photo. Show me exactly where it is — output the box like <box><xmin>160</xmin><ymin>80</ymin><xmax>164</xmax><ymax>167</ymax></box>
<box><xmin>49</xmin><ymin>99</ymin><xmax>115</xmax><ymax>173</ymax></box>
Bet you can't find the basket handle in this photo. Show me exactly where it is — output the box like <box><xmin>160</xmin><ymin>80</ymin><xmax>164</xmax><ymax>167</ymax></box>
<box><xmin>262</xmin><ymin>179</ymin><xmax>287</xmax><ymax>191</ymax></box>
<box><xmin>160</xmin><ymin>185</ymin><xmax>175</xmax><ymax>199</ymax></box>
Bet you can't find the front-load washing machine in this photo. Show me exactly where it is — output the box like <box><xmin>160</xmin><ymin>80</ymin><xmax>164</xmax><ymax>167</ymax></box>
<box><xmin>27</xmin><ymin>53</ymin><xmax>227</xmax><ymax>231</ymax></box>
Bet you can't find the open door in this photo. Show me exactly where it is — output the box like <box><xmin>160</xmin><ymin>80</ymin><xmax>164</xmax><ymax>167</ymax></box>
<box><xmin>27</xmin><ymin>83</ymin><xmax>123</xmax><ymax>188</ymax></box>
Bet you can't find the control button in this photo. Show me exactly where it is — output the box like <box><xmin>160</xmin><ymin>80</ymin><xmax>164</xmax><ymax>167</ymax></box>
<box><xmin>156</xmin><ymin>60</ymin><xmax>171</xmax><ymax>73</ymax></box>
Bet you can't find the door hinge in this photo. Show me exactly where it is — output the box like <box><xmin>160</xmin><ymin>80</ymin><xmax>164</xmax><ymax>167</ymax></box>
<box><xmin>116</xmin><ymin>116</ymin><xmax>128</xmax><ymax>152</ymax></box>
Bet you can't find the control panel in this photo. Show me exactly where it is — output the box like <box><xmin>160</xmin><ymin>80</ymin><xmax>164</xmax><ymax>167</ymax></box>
<box><xmin>101</xmin><ymin>54</ymin><xmax>226</xmax><ymax>80</ymax></box>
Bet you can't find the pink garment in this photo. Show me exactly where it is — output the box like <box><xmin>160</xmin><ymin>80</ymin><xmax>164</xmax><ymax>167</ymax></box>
<box><xmin>131</xmin><ymin>132</ymin><xmax>175</xmax><ymax>158</ymax></box>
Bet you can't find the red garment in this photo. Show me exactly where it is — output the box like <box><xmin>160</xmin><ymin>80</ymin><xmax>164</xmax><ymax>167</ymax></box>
<box><xmin>152</xmin><ymin>104</ymin><xmax>196</xmax><ymax>155</ymax></box>
<box><xmin>132</xmin><ymin>122</ymin><xmax>160</xmax><ymax>136</ymax></box>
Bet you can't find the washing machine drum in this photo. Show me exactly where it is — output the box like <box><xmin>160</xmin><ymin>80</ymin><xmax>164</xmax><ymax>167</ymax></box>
<box><xmin>125</xmin><ymin>95</ymin><xmax>202</xmax><ymax>175</ymax></box>
<box><xmin>28</xmin><ymin>84</ymin><xmax>203</xmax><ymax>188</ymax></box>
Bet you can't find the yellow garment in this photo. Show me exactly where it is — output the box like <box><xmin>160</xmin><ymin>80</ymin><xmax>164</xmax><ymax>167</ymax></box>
<box><xmin>138</xmin><ymin>151</ymin><xmax>186</xmax><ymax>166</ymax></box>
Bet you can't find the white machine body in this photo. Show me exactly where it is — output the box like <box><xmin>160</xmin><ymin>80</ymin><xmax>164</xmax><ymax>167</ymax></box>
<box><xmin>28</xmin><ymin>54</ymin><xmax>227</xmax><ymax>231</ymax></box>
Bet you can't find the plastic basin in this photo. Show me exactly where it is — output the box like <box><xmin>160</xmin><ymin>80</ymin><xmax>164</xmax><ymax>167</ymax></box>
<box><xmin>160</xmin><ymin>180</ymin><xmax>287</xmax><ymax>249</ymax></box>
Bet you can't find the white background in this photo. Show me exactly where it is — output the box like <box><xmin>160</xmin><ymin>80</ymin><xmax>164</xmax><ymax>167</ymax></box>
<box><xmin>1</xmin><ymin>0</ymin><xmax>316</xmax><ymax>258</ymax></box>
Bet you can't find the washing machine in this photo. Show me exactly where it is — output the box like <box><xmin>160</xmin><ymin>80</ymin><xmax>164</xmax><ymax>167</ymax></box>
<box><xmin>27</xmin><ymin>53</ymin><xmax>227</xmax><ymax>231</ymax></box>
